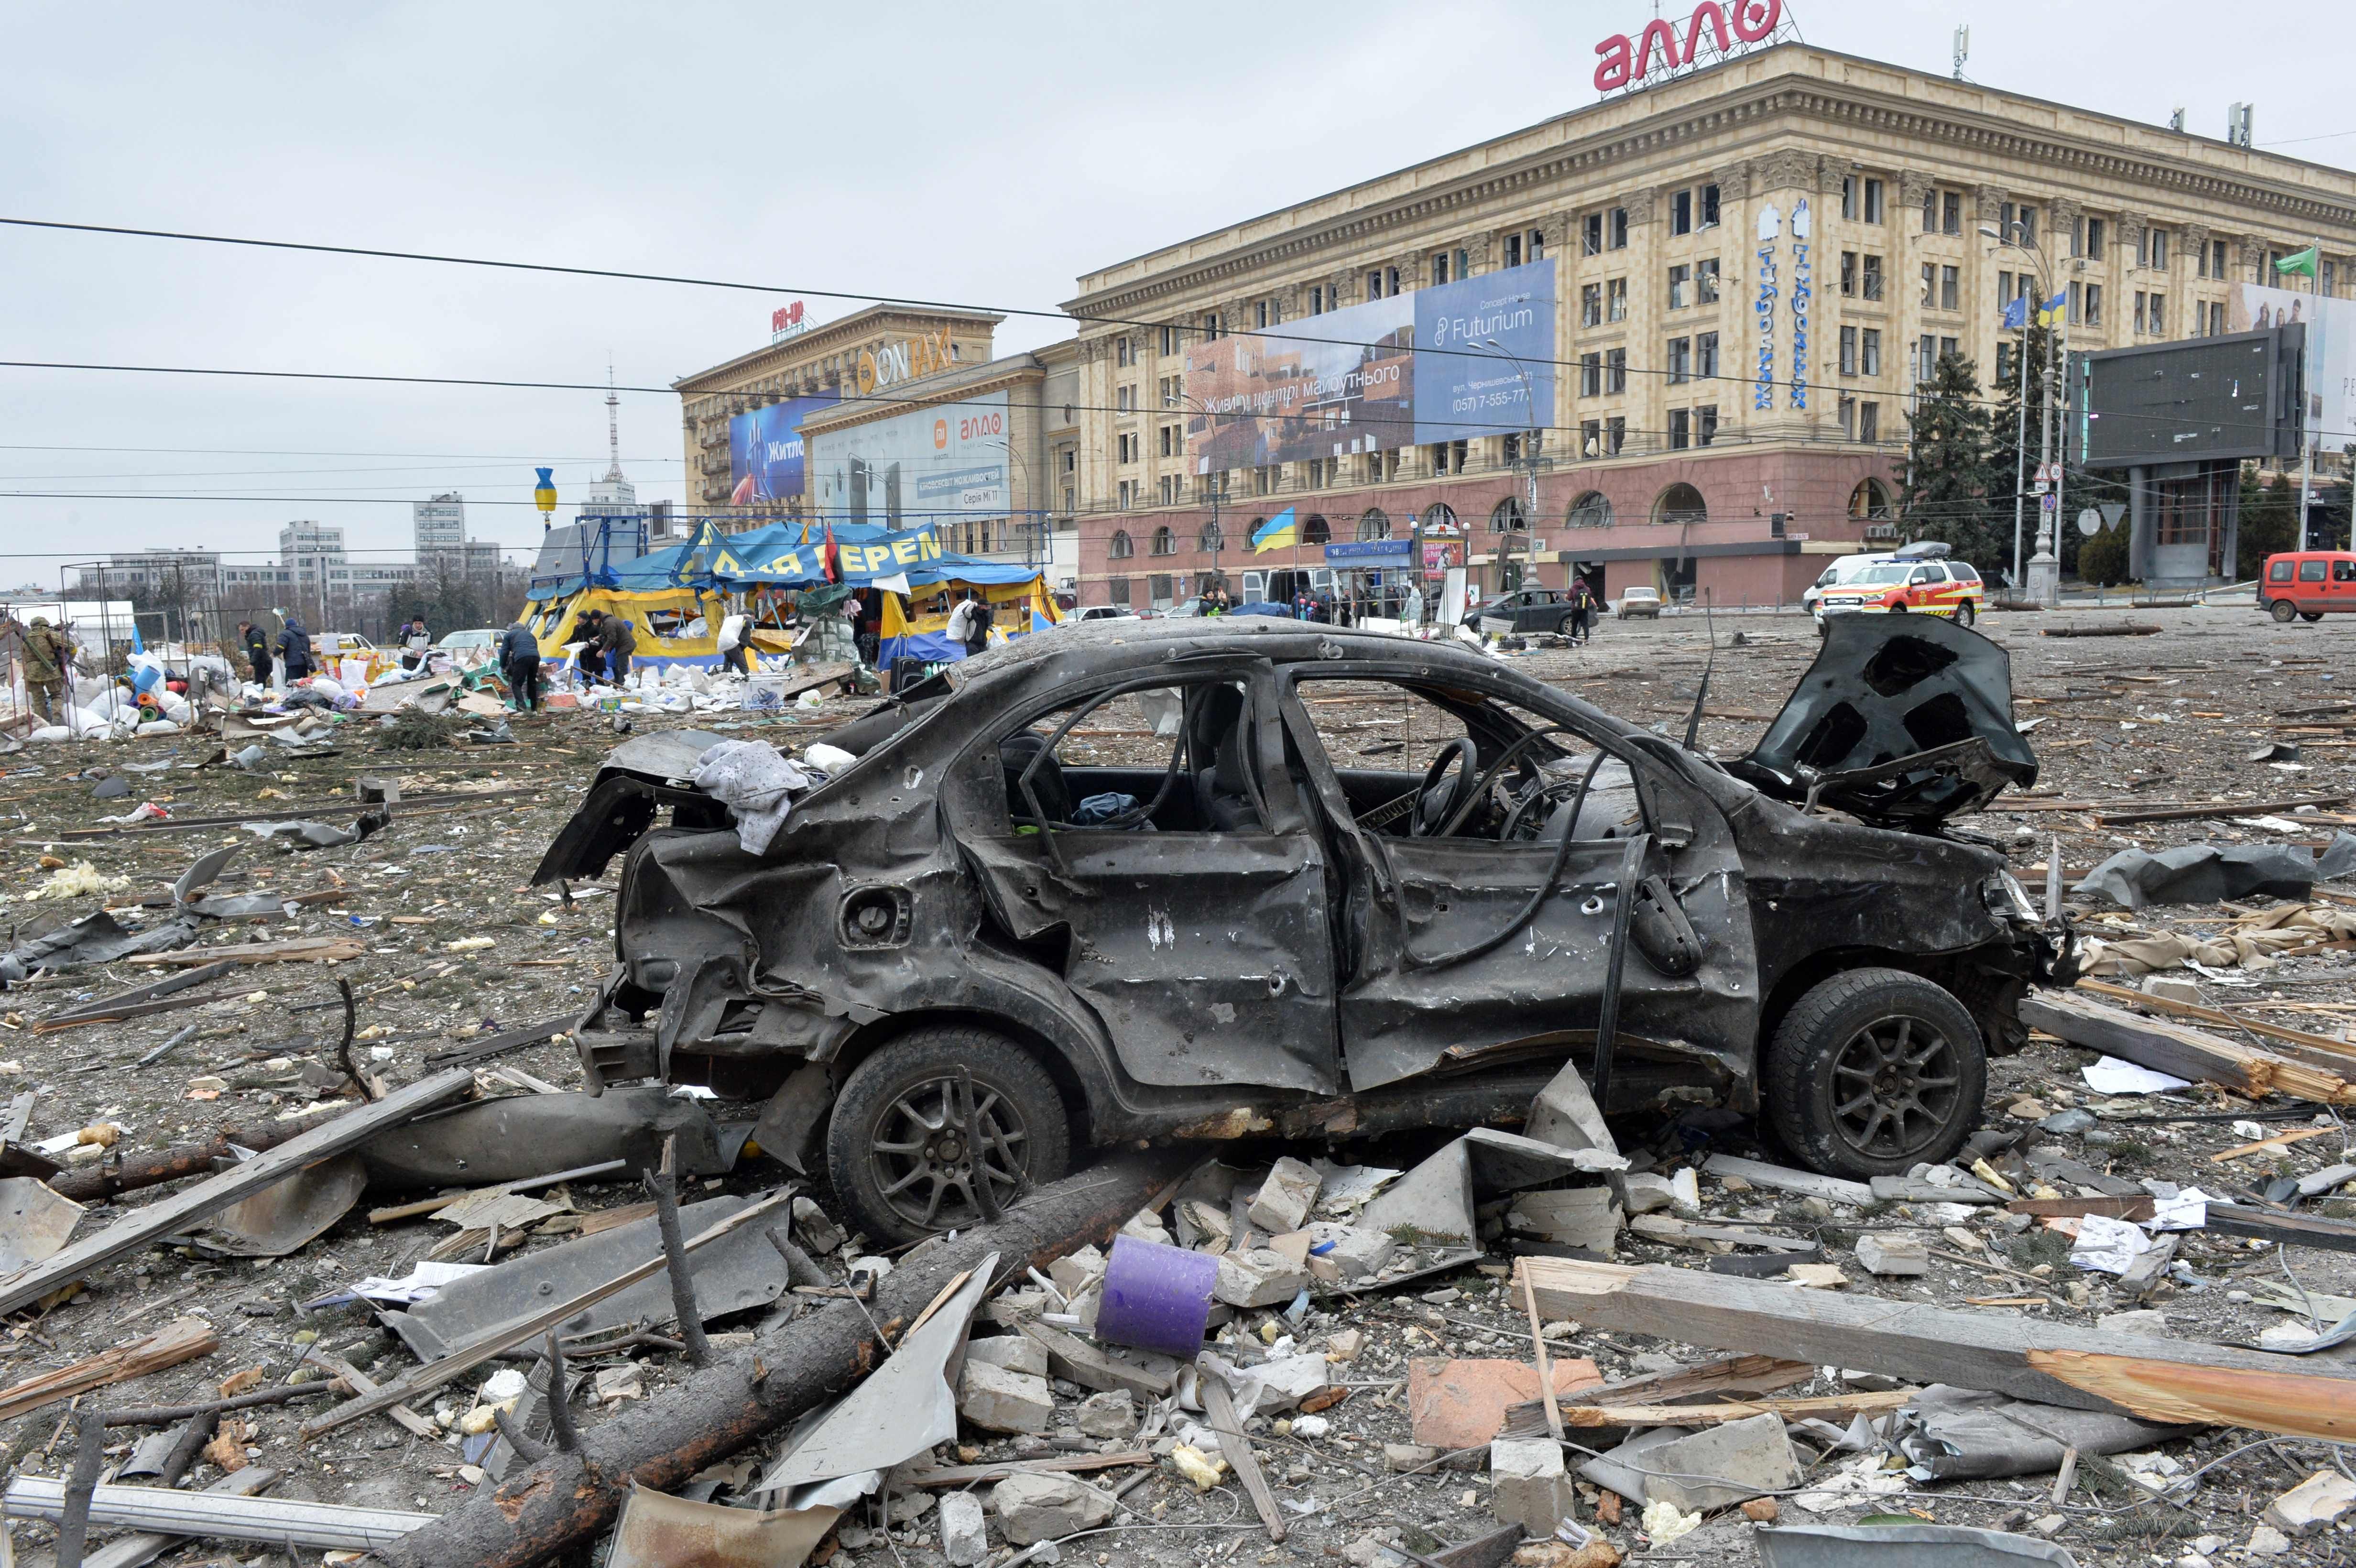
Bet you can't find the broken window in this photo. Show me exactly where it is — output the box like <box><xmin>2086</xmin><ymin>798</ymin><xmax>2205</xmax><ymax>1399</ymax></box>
<box><xmin>996</xmin><ymin>679</ymin><xmax>1266</xmax><ymax>835</ymax></box>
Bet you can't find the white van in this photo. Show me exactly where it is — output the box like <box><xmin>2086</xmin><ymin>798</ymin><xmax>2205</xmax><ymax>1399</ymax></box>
<box><xmin>1801</xmin><ymin>554</ymin><xmax>1899</xmax><ymax>614</ymax></box>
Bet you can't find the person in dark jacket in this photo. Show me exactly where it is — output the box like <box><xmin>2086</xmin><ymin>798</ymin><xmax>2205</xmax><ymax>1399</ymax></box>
<box><xmin>276</xmin><ymin>617</ymin><xmax>315</xmax><ymax>683</ymax></box>
<box><xmin>239</xmin><ymin>620</ymin><xmax>273</xmax><ymax>687</ymax></box>
<box><xmin>497</xmin><ymin>621</ymin><xmax>542</xmax><ymax>712</ymax></box>
<box><xmin>597</xmin><ymin>611</ymin><xmax>637</xmax><ymax>687</ymax></box>
<box><xmin>574</xmin><ymin>611</ymin><xmax>606</xmax><ymax>685</ymax></box>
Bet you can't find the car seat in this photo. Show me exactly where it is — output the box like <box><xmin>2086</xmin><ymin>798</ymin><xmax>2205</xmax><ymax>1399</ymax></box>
<box><xmin>1186</xmin><ymin>685</ymin><xmax>1259</xmax><ymax>831</ymax></box>
<box><xmin>999</xmin><ymin>731</ymin><xmax>1071</xmax><ymax>825</ymax></box>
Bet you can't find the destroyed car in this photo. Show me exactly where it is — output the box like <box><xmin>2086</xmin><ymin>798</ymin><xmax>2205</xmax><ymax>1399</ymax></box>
<box><xmin>539</xmin><ymin>614</ymin><xmax>2071</xmax><ymax>1242</ymax></box>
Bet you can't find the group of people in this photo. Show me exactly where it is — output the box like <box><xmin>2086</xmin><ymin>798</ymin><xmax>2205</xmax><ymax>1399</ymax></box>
<box><xmin>234</xmin><ymin>617</ymin><xmax>315</xmax><ymax>688</ymax></box>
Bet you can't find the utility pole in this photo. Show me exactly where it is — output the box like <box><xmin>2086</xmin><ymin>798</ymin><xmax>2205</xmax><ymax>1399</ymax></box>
<box><xmin>2293</xmin><ymin>235</ymin><xmax>2321</xmax><ymax>551</ymax></box>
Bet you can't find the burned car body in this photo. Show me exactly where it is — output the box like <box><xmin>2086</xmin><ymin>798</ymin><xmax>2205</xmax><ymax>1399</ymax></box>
<box><xmin>539</xmin><ymin>614</ymin><xmax>2070</xmax><ymax>1242</ymax></box>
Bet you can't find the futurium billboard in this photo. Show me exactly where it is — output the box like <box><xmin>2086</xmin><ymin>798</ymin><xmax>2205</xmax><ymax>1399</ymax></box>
<box><xmin>1184</xmin><ymin>260</ymin><xmax>1556</xmax><ymax>474</ymax></box>
<box><xmin>728</xmin><ymin>393</ymin><xmax>840</xmax><ymax>504</ymax></box>
<box><xmin>807</xmin><ymin>390</ymin><xmax>1009</xmax><ymax>529</ymax></box>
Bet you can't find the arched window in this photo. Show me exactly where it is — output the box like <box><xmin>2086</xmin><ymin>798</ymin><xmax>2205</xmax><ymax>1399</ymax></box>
<box><xmin>1108</xmin><ymin>529</ymin><xmax>1133</xmax><ymax>560</ymax></box>
<box><xmin>1653</xmin><ymin>483</ymin><xmax>1708</xmax><ymax>527</ymax></box>
<box><xmin>1150</xmin><ymin>526</ymin><xmax>1176</xmax><ymax>556</ymax></box>
<box><xmin>1847</xmin><ymin>479</ymin><xmax>1892</xmax><ymax>521</ymax></box>
<box><xmin>1566</xmin><ymin>491</ymin><xmax>1614</xmax><ymax>529</ymax></box>
<box><xmin>1356</xmin><ymin>508</ymin><xmax>1391</xmax><ymax>541</ymax></box>
<box><xmin>1421</xmin><ymin>503</ymin><xmax>1459</xmax><ymax>534</ymax></box>
<box><xmin>1491</xmin><ymin>497</ymin><xmax>1529</xmax><ymax>533</ymax></box>
<box><xmin>1199</xmin><ymin>520</ymin><xmax>1224</xmax><ymax>552</ymax></box>
<box><xmin>1302</xmin><ymin>514</ymin><xmax>1331</xmax><ymax>544</ymax></box>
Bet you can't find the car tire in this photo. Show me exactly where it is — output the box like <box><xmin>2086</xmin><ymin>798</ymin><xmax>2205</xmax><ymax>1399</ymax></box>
<box><xmin>2301</xmin><ymin>611</ymin><xmax>2323</xmax><ymax>623</ymax></box>
<box><xmin>1762</xmin><ymin>967</ymin><xmax>1987</xmax><ymax>1180</ymax></box>
<box><xmin>1954</xmin><ymin>602</ymin><xmax>1976</xmax><ymax>629</ymax></box>
<box><xmin>1558</xmin><ymin>613</ymin><xmax>1580</xmax><ymax>637</ymax></box>
<box><xmin>2271</xmin><ymin>598</ymin><xmax>2299</xmax><ymax>623</ymax></box>
<box><xmin>826</xmin><ymin>1025</ymin><xmax>1071</xmax><ymax>1244</ymax></box>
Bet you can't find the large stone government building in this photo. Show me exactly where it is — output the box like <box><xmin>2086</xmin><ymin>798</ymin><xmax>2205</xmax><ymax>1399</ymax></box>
<box><xmin>676</xmin><ymin>41</ymin><xmax>2356</xmax><ymax>611</ymax></box>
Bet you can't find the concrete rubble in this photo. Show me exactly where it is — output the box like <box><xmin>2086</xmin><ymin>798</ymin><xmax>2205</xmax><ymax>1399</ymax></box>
<box><xmin>8</xmin><ymin>612</ymin><xmax>2356</xmax><ymax>1568</ymax></box>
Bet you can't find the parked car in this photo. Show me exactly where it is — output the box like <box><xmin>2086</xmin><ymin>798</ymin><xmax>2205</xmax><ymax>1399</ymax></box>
<box><xmin>1814</xmin><ymin>559</ymin><xmax>1984</xmax><ymax>630</ymax></box>
<box><xmin>436</xmin><ymin>628</ymin><xmax>502</xmax><ymax>652</ymax></box>
<box><xmin>539</xmin><ymin>615</ymin><xmax>2068</xmax><ymax>1242</ymax></box>
<box><xmin>1072</xmin><ymin>606</ymin><xmax>1137</xmax><ymax>623</ymax></box>
<box><xmin>2259</xmin><ymin>551</ymin><xmax>2356</xmax><ymax>621</ymax></box>
<box><xmin>1478</xmin><ymin>585</ymin><xmax>1583</xmax><ymax>637</ymax></box>
<box><xmin>1615</xmin><ymin>587</ymin><xmax>1663</xmax><ymax>619</ymax></box>
<box><xmin>311</xmin><ymin>632</ymin><xmax>377</xmax><ymax>659</ymax></box>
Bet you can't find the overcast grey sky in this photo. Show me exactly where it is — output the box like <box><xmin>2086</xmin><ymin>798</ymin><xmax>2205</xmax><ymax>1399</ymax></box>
<box><xmin>2</xmin><ymin>0</ymin><xmax>2348</xmax><ymax>584</ymax></box>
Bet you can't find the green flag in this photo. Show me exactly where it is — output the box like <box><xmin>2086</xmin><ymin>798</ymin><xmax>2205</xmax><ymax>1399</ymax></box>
<box><xmin>2275</xmin><ymin>245</ymin><xmax>2320</xmax><ymax>278</ymax></box>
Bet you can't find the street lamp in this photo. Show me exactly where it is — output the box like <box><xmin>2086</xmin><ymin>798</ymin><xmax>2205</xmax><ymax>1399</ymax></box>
<box><xmin>1980</xmin><ymin>221</ymin><xmax>2062</xmax><ymax>606</ymax></box>
<box><xmin>1478</xmin><ymin>337</ymin><xmax>1542</xmax><ymax>595</ymax></box>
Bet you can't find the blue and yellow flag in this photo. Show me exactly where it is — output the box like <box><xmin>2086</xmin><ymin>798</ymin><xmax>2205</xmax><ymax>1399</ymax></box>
<box><xmin>1251</xmin><ymin>508</ymin><xmax>1298</xmax><ymax>555</ymax></box>
<box><xmin>2036</xmin><ymin>290</ymin><xmax>2068</xmax><ymax>328</ymax></box>
<box><xmin>1999</xmin><ymin>295</ymin><xmax>2028</xmax><ymax>331</ymax></box>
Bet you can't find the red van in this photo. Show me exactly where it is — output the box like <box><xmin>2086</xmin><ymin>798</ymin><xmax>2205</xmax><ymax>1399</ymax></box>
<box><xmin>2260</xmin><ymin>552</ymin><xmax>2356</xmax><ymax>621</ymax></box>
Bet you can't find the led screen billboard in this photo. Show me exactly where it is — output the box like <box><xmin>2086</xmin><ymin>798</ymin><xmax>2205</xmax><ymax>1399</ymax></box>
<box><xmin>1184</xmin><ymin>260</ymin><xmax>1556</xmax><ymax>472</ymax></box>
<box><xmin>728</xmin><ymin>394</ymin><xmax>840</xmax><ymax>504</ymax></box>
<box><xmin>2079</xmin><ymin>327</ymin><xmax>2301</xmax><ymax>468</ymax></box>
<box><xmin>807</xmin><ymin>391</ymin><xmax>1009</xmax><ymax>528</ymax></box>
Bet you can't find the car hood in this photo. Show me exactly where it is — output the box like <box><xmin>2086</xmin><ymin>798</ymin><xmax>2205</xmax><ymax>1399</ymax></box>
<box><xmin>1724</xmin><ymin>612</ymin><xmax>2036</xmax><ymax>827</ymax></box>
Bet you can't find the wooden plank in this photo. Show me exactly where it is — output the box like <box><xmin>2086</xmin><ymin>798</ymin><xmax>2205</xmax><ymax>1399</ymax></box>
<box><xmin>0</xmin><ymin>1068</ymin><xmax>473</xmax><ymax>1316</ymax></box>
<box><xmin>2093</xmin><ymin>793</ymin><xmax>2350</xmax><ymax>827</ymax></box>
<box><xmin>1201</xmin><ymin>1368</ymin><xmax>1285</xmax><ymax>1543</ymax></box>
<box><xmin>2019</xmin><ymin>990</ymin><xmax>2356</xmax><ymax>1106</ymax></box>
<box><xmin>1516</xmin><ymin>1256</ymin><xmax>2356</xmax><ymax>1440</ymax></box>
<box><xmin>1558</xmin><ymin>1388</ymin><xmax>1917</xmax><ymax>1428</ymax></box>
<box><xmin>1628</xmin><ymin>1215</ymin><xmax>1818</xmax><ymax>1252</ymax></box>
<box><xmin>2076</xmin><ymin>978</ymin><xmax>2356</xmax><ymax>1072</ymax></box>
<box><xmin>125</xmin><ymin>936</ymin><xmax>367</xmax><ymax>969</ymax></box>
<box><xmin>1499</xmin><ymin>1355</ymin><xmax>1825</xmax><ymax>1441</ymax></box>
<box><xmin>2199</xmin><ymin>1202</ymin><xmax>2356</xmax><ymax>1257</ymax></box>
<box><xmin>304</xmin><ymin>1349</ymin><xmax>436</xmax><ymax>1439</ymax></box>
<box><xmin>0</xmin><ymin>1316</ymin><xmax>220</xmax><ymax>1423</ymax></box>
<box><xmin>299</xmin><ymin>1188</ymin><xmax>791</xmax><ymax>1441</ymax></box>
<box><xmin>2007</xmin><ymin>1196</ymin><xmax>2157</xmax><ymax>1222</ymax></box>
<box><xmin>1016</xmin><ymin>1321</ymin><xmax>1176</xmax><ymax>1397</ymax></box>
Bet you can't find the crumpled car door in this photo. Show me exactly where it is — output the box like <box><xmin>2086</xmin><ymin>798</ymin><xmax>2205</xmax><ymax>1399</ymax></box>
<box><xmin>1277</xmin><ymin>672</ymin><xmax>1759</xmax><ymax>1108</ymax></box>
<box><xmin>1729</xmin><ymin>613</ymin><xmax>2037</xmax><ymax>826</ymax></box>
<box><xmin>953</xmin><ymin>667</ymin><xmax>1342</xmax><ymax>1096</ymax></box>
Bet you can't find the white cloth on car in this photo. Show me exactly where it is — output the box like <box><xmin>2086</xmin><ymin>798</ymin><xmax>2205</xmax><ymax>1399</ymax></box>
<box><xmin>691</xmin><ymin>741</ymin><xmax>818</xmax><ymax>855</ymax></box>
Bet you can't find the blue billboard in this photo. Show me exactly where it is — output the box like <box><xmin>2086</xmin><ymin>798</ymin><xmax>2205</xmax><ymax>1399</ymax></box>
<box><xmin>1185</xmin><ymin>259</ymin><xmax>1555</xmax><ymax>471</ymax></box>
<box><xmin>728</xmin><ymin>393</ymin><xmax>839</xmax><ymax>505</ymax></box>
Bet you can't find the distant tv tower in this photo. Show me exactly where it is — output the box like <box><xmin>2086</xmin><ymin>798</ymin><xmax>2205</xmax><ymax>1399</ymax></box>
<box><xmin>604</xmin><ymin>364</ymin><xmax>623</xmax><ymax>483</ymax></box>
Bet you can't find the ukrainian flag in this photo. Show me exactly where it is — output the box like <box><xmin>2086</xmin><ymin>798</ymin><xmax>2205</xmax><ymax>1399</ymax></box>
<box><xmin>1251</xmin><ymin>507</ymin><xmax>1298</xmax><ymax>555</ymax></box>
<box><xmin>2036</xmin><ymin>290</ymin><xmax>2068</xmax><ymax>328</ymax></box>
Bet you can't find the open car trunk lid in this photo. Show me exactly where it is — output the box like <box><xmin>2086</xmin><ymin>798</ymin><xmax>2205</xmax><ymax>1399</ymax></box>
<box><xmin>1725</xmin><ymin>613</ymin><xmax>2037</xmax><ymax>827</ymax></box>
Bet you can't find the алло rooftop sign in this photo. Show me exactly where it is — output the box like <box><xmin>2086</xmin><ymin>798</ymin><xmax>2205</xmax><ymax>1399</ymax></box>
<box><xmin>1595</xmin><ymin>0</ymin><xmax>1789</xmax><ymax>95</ymax></box>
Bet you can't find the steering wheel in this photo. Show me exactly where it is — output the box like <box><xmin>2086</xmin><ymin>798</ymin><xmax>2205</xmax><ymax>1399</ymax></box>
<box><xmin>1411</xmin><ymin>738</ymin><xmax>1479</xmax><ymax>838</ymax></box>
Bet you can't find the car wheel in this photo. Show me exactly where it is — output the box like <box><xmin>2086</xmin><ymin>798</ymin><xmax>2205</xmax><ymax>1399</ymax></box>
<box><xmin>2271</xmin><ymin>598</ymin><xmax>2299</xmax><ymax>623</ymax></box>
<box><xmin>1763</xmin><ymin>968</ymin><xmax>1986</xmax><ymax>1179</ymax></box>
<box><xmin>1954</xmin><ymin>602</ymin><xmax>1976</xmax><ymax>629</ymax></box>
<box><xmin>826</xmin><ymin>1026</ymin><xmax>1071</xmax><ymax>1244</ymax></box>
<box><xmin>1558</xmin><ymin>613</ymin><xmax>1580</xmax><ymax>637</ymax></box>
<box><xmin>2301</xmin><ymin>611</ymin><xmax>2323</xmax><ymax>623</ymax></box>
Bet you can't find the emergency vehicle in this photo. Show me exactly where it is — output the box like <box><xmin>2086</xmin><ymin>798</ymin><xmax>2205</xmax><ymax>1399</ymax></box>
<box><xmin>1813</xmin><ymin>549</ymin><xmax>1985</xmax><ymax>630</ymax></box>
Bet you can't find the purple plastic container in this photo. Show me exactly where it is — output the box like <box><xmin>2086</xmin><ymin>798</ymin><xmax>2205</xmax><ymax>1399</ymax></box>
<box><xmin>1092</xmin><ymin>1234</ymin><xmax>1219</xmax><ymax>1357</ymax></box>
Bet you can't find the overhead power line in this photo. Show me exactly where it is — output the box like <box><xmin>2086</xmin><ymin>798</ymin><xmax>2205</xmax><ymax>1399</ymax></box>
<box><xmin>0</xmin><ymin>215</ymin><xmax>2317</xmax><ymax>440</ymax></box>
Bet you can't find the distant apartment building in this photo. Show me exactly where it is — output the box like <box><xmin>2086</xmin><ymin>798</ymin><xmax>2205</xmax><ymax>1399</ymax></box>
<box><xmin>414</xmin><ymin>492</ymin><xmax>467</xmax><ymax>557</ymax></box>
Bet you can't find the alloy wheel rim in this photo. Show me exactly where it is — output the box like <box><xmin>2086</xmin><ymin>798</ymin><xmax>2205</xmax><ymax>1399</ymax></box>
<box><xmin>1828</xmin><ymin>1014</ymin><xmax>1961</xmax><ymax>1161</ymax></box>
<box><xmin>868</xmin><ymin>1075</ymin><xmax>1031</xmax><ymax>1230</ymax></box>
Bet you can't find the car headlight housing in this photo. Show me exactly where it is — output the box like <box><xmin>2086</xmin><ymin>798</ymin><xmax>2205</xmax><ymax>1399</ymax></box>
<box><xmin>1983</xmin><ymin>870</ymin><xmax>2039</xmax><ymax>923</ymax></box>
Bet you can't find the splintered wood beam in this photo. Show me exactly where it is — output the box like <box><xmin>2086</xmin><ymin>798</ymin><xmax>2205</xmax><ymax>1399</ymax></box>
<box><xmin>1516</xmin><ymin>1257</ymin><xmax>2356</xmax><ymax>1440</ymax></box>
<box><xmin>2019</xmin><ymin>990</ymin><xmax>2356</xmax><ymax>1106</ymax></box>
